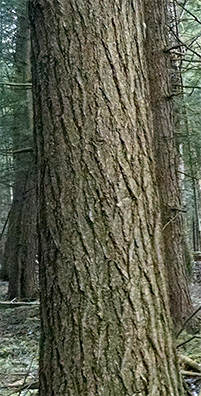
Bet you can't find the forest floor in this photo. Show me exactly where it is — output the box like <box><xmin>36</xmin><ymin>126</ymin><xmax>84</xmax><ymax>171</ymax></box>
<box><xmin>0</xmin><ymin>264</ymin><xmax>201</xmax><ymax>396</ymax></box>
<box><xmin>0</xmin><ymin>281</ymin><xmax>39</xmax><ymax>396</ymax></box>
<box><xmin>175</xmin><ymin>260</ymin><xmax>201</xmax><ymax>396</ymax></box>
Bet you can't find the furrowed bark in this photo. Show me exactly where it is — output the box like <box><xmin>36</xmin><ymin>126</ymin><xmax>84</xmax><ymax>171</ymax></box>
<box><xmin>143</xmin><ymin>0</ymin><xmax>193</xmax><ymax>330</ymax></box>
<box><xmin>30</xmin><ymin>1</ymin><xmax>184</xmax><ymax>395</ymax></box>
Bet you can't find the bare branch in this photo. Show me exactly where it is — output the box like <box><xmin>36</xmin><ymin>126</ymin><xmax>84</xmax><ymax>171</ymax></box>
<box><xmin>0</xmin><ymin>301</ymin><xmax>40</xmax><ymax>308</ymax></box>
<box><xmin>12</xmin><ymin>147</ymin><xmax>33</xmax><ymax>155</ymax></box>
<box><xmin>181</xmin><ymin>370</ymin><xmax>201</xmax><ymax>377</ymax></box>
<box><xmin>176</xmin><ymin>0</ymin><xmax>201</xmax><ymax>25</ymax></box>
<box><xmin>176</xmin><ymin>305</ymin><xmax>201</xmax><ymax>338</ymax></box>
<box><xmin>0</xmin><ymin>82</ymin><xmax>32</xmax><ymax>88</ymax></box>
<box><xmin>179</xmin><ymin>355</ymin><xmax>201</xmax><ymax>373</ymax></box>
<box><xmin>170</xmin><ymin>28</ymin><xmax>201</xmax><ymax>58</ymax></box>
<box><xmin>177</xmin><ymin>335</ymin><xmax>201</xmax><ymax>348</ymax></box>
<box><xmin>163</xmin><ymin>213</ymin><xmax>181</xmax><ymax>230</ymax></box>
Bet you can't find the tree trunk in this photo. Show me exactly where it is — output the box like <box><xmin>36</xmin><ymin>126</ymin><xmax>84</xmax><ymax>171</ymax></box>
<box><xmin>30</xmin><ymin>1</ymin><xmax>184</xmax><ymax>395</ymax></box>
<box><xmin>18</xmin><ymin>165</ymin><xmax>38</xmax><ymax>300</ymax></box>
<box><xmin>143</xmin><ymin>0</ymin><xmax>193</xmax><ymax>330</ymax></box>
<box><xmin>2</xmin><ymin>1</ymin><xmax>38</xmax><ymax>300</ymax></box>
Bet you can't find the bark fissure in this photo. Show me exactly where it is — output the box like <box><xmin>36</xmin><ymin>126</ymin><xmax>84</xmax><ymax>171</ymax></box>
<box><xmin>30</xmin><ymin>0</ymin><xmax>184</xmax><ymax>395</ymax></box>
<box><xmin>143</xmin><ymin>0</ymin><xmax>193</xmax><ymax>329</ymax></box>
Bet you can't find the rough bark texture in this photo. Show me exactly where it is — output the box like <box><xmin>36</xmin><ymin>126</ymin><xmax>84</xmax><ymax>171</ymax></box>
<box><xmin>2</xmin><ymin>1</ymin><xmax>38</xmax><ymax>300</ymax></box>
<box><xmin>30</xmin><ymin>1</ymin><xmax>184</xmax><ymax>395</ymax></box>
<box><xmin>143</xmin><ymin>0</ymin><xmax>193</xmax><ymax>330</ymax></box>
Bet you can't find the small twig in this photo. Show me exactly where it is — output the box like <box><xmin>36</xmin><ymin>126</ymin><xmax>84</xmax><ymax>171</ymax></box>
<box><xmin>176</xmin><ymin>305</ymin><xmax>201</xmax><ymax>338</ymax></box>
<box><xmin>163</xmin><ymin>212</ymin><xmax>181</xmax><ymax>230</ymax></box>
<box><xmin>18</xmin><ymin>355</ymin><xmax>35</xmax><ymax>396</ymax></box>
<box><xmin>12</xmin><ymin>147</ymin><xmax>33</xmax><ymax>155</ymax></box>
<box><xmin>170</xmin><ymin>28</ymin><xmax>201</xmax><ymax>59</ymax></box>
<box><xmin>10</xmin><ymin>298</ymin><xmax>17</xmax><ymax>303</ymax></box>
<box><xmin>23</xmin><ymin>381</ymin><xmax>39</xmax><ymax>395</ymax></box>
<box><xmin>180</xmin><ymin>85</ymin><xmax>201</xmax><ymax>90</ymax></box>
<box><xmin>177</xmin><ymin>335</ymin><xmax>201</xmax><ymax>348</ymax></box>
<box><xmin>177</xmin><ymin>170</ymin><xmax>199</xmax><ymax>180</ymax></box>
<box><xmin>176</xmin><ymin>1</ymin><xmax>201</xmax><ymax>25</ymax></box>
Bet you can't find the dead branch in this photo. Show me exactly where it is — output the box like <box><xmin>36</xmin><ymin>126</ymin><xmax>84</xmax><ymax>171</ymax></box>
<box><xmin>0</xmin><ymin>381</ymin><xmax>39</xmax><ymax>390</ymax></box>
<box><xmin>177</xmin><ymin>335</ymin><xmax>201</xmax><ymax>349</ymax></box>
<box><xmin>181</xmin><ymin>370</ymin><xmax>201</xmax><ymax>377</ymax></box>
<box><xmin>170</xmin><ymin>28</ymin><xmax>201</xmax><ymax>59</ymax></box>
<box><xmin>12</xmin><ymin>147</ymin><xmax>33</xmax><ymax>155</ymax></box>
<box><xmin>176</xmin><ymin>1</ymin><xmax>201</xmax><ymax>25</ymax></box>
<box><xmin>18</xmin><ymin>355</ymin><xmax>36</xmax><ymax>396</ymax></box>
<box><xmin>163</xmin><ymin>212</ymin><xmax>181</xmax><ymax>230</ymax></box>
<box><xmin>176</xmin><ymin>305</ymin><xmax>201</xmax><ymax>338</ymax></box>
<box><xmin>0</xmin><ymin>301</ymin><xmax>39</xmax><ymax>308</ymax></box>
<box><xmin>0</xmin><ymin>81</ymin><xmax>32</xmax><ymax>88</ymax></box>
<box><xmin>179</xmin><ymin>355</ymin><xmax>201</xmax><ymax>373</ymax></box>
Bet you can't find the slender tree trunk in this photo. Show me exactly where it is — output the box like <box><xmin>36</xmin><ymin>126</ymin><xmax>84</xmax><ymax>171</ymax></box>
<box><xmin>18</xmin><ymin>166</ymin><xmax>38</xmax><ymax>299</ymax></box>
<box><xmin>143</xmin><ymin>0</ymin><xmax>193</xmax><ymax>330</ymax></box>
<box><xmin>2</xmin><ymin>1</ymin><xmax>38</xmax><ymax>300</ymax></box>
<box><xmin>30</xmin><ymin>1</ymin><xmax>184</xmax><ymax>395</ymax></box>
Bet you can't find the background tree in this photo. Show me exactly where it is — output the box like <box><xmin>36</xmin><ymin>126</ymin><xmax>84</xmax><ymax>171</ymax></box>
<box><xmin>0</xmin><ymin>0</ymin><xmax>38</xmax><ymax>300</ymax></box>
<box><xmin>143</xmin><ymin>0</ymin><xmax>193</xmax><ymax>330</ymax></box>
<box><xmin>172</xmin><ymin>0</ymin><xmax>201</xmax><ymax>252</ymax></box>
<box><xmin>30</xmin><ymin>0</ymin><xmax>185</xmax><ymax>395</ymax></box>
<box><xmin>0</xmin><ymin>0</ymin><xmax>17</xmax><ymax>276</ymax></box>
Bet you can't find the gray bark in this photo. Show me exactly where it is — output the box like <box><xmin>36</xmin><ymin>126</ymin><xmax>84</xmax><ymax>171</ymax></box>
<box><xmin>30</xmin><ymin>1</ymin><xmax>184</xmax><ymax>395</ymax></box>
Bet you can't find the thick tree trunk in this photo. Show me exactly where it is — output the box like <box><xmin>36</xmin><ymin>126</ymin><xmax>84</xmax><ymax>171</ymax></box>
<box><xmin>2</xmin><ymin>1</ymin><xmax>38</xmax><ymax>300</ymax></box>
<box><xmin>30</xmin><ymin>1</ymin><xmax>184</xmax><ymax>395</ymax></box>
<box><xmin>143</xmin><ymin>0</ymin><xmax>193</xmax><ymax>330</ymax></box>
